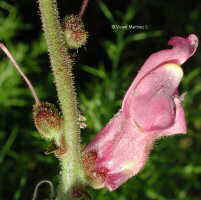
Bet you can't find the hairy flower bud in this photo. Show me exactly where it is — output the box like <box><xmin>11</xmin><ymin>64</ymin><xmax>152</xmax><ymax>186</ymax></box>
<box><xmin>33</xmin><ymin>102</ymin><xmax>63</xmax><ymax>140</ymax></box>
<box><xmin>64</xmin><ymin>14</ymin><xmax>88</xmax><ymax>49</ymax></box>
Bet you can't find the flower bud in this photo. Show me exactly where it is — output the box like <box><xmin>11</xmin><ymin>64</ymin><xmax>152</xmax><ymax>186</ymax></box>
<box><xmin>64</xmin><ymin>14</ymin><xmax>88</xmax><ymax>49</ymax></box>
<box><xmin>33</xmin><ymin>102</ymin><xmax>63</xmax><ymax>140</ymax></box>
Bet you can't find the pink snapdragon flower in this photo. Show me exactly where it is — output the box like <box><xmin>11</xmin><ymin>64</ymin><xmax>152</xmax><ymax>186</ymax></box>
<box><xmin>83</xmin><ymin>34</ymin><xmax>199</xmax><ymax>191</ymax></box>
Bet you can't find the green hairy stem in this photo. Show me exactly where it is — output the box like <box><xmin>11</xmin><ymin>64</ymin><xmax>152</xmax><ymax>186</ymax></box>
<box><xmin>38</xmin><ymin>0</ymin><xmax>86</xmax><ymax>199</ymax></box>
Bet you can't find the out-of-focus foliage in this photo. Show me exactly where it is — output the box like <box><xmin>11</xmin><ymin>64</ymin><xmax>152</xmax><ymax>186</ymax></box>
<box><xmin>0</xmin><ymin>0</ymin><xmax>201</xmax><ymax>199</ymax></box>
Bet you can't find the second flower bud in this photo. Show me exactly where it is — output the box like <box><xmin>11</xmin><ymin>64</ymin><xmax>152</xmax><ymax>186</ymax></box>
<box><xmin>63</xmin><ymin>14</ymin><xmax>88</xmax><ymax>49</ymax></box>
<box><xmin>33</xmin><ymin>102</ymin><xmax>63</xmax><ymax>142</ymax></box>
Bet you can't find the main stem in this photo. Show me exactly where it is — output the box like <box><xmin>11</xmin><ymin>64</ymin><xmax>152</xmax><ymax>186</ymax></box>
<box><xmin>38</xmin><ymin>0</ymin><xmax>85</xmax><ymax>199</ymax></box>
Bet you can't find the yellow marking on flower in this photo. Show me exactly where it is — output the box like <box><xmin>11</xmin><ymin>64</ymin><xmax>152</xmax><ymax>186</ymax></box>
<box><xmin>163</xmin><ymin>63</ymin><xmax>183</xmax><ymax>79</ymax></box>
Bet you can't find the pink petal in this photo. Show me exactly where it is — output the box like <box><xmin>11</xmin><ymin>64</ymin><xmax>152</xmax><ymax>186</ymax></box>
<box><xmin>156</xmin><ymin>96</ymin><xmax>187</xmax><ymax>137</ymax></box>
<box><xmin>84</xmin><ymin>111</ymin><xmax>123</xmax><ymax>158</ymax></box>
<box><xmin>123</xmin><ymin>63</ymin><xmax>184</xmax><ymax>131</ymax></box>
<box><xmin>122</xmin><ymin>34</ymin><xmax>198</xmax><ymax>110</ymax></box>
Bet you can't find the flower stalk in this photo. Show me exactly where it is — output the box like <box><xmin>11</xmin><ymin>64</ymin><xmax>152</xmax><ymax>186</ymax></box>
<box><xmin>79</xmin><ymin>0</ymin><xmax>89</xmax><ymax>18</ymax></box>
<box><xmin>38</xmin><ymin>0</ymin><xmax>86</xmax><ymax>199</ymax></box>
<box><xmin>0</xmin><ymin>43</ymin><xmax>40</xmax><ymax>105</ymax></box>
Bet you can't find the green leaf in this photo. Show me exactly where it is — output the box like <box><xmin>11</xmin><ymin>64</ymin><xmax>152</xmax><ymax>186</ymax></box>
<box><xmin>126</xmin><ymin>30</ymin><xmax>163</xmax><ymax>43</ymax></box>
<box><xmin>81</xmin><ymin>65</ymin><xmax>106</xmax><ymax>79</ymax></box>
<box><xmin>99</xmin><ymin>2</ymin><xmax>115</xmax><ymax>23</ymax></box>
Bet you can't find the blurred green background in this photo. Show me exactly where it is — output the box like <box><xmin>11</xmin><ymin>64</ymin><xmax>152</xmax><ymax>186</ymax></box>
<box><xmin>0</xmin><ymin>0</ymin><xmax>201</xmax><ymax>199</ymax></box>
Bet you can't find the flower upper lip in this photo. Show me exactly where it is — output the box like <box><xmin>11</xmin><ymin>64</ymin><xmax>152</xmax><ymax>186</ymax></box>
<box><xmin>122</xmin><ymin>34</ymin><xmax>199</xmax><ymax>110</ymax></box>
<box><xmin>121</xmin><ymin>34</ymin><xmax>198</xmax><ymax>132</ymax></box>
